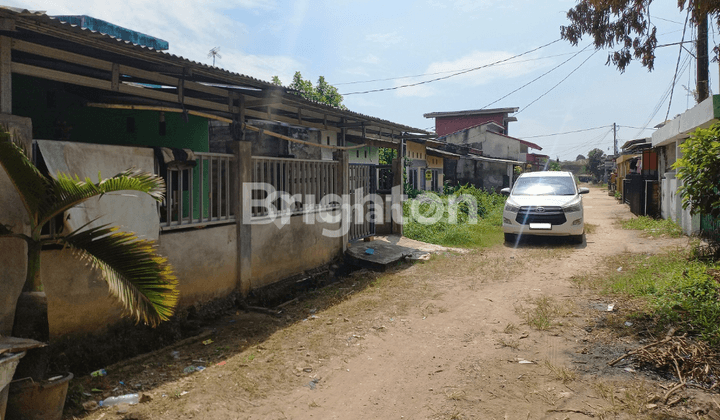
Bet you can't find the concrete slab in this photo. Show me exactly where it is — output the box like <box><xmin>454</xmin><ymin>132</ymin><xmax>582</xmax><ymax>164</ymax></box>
<box><xmin>345</xmin><ymin>235</ymin><xmax>465</xmax><ymax>271</ymax></box>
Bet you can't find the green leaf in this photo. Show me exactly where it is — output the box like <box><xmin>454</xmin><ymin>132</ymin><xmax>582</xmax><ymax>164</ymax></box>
<box><xmin>0</xmin><ymin>137</ymin><xmax>50</xmax><ymax>224</ymax></box>
<box><xmin>60</xmin><ymin>224</ymin><xmax>179</xmax><ymax>326</ymax></box>
<box><xmin>37</xmin><ymin>169</ymin><xmax>165</xmax><ymax>231</ymax></box>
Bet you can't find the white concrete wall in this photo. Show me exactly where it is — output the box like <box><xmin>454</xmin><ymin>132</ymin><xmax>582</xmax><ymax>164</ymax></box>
<box><xmin>320</xmin><ymin>131</ymin><xmax>338</xmax><ymax>161</ymax></box>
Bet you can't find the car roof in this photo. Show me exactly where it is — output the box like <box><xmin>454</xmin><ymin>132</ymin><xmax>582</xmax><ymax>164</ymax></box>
<box><xmin>517</xmin><ymin>171</ymin><xmax>574</xmax><ymax>178</ymax></box>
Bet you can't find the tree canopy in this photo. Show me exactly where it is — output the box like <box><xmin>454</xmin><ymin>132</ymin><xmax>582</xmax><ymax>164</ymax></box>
<box><xmin>586</xmin><ymin>148</ymin><xmax>605</xmax><ymax>180</ymax></box>
<box><xmin>272</xmin><ymin>72</ymin><xmax>347</xmax><ymax>109</ymax></box>
<box><xmin>560</xmin><ymin>0</ymin><xmax>720</xmax><ymax>72</ymax></box>
<box><xmin>674</xmin><ymin>123</ymin><xmax>720</xmax><ymax>219</ymax></box>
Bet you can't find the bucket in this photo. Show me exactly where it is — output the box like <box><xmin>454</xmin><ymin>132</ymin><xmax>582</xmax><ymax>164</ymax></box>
<box><xmin>5</xmin><ymin>372</ymin><xmax>73</xmax><ymax>420</ymax></box>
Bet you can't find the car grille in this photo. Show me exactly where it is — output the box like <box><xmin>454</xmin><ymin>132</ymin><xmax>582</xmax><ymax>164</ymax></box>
<box><xmin>515</xmin><ymin>206</ymin><xmax>566</xmax><ymax>225</ymax></box>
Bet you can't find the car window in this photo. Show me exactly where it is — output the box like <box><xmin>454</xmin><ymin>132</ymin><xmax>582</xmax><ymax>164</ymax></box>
<box><xmin>512</xmin><ymin>176</ymin><xmax>577</xmax><ymax>196</ymax></box>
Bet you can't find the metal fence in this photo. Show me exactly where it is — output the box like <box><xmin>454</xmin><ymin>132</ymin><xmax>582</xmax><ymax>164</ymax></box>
<box><xmin>349</xmin><ymin>164</ymin><xmax>375</xmax><ymax>241</ymax></box>
<box><xmin>251</xmin><ymin>157</ymin><xmax>339</xmax><ymax>217</ymax></box>
<box><xmin>160</xmin><ymin>152</ymin><xmax>235</xmax><ymax>230</ymax></box>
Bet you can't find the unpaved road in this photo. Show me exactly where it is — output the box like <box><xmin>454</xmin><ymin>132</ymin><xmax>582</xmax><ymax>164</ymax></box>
<box><xmin>78</xmin><ymin>187</ymin><xmax>706</xmax><ymax>420</ymax></box>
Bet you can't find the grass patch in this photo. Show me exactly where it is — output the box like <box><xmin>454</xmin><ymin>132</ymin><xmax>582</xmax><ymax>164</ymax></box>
<box><xmin>520</xmin><ymin>296</ymin><xmax>567</xmax><ymax>330</ymax></box>
<box><xmin>403</xmin><ymin>185</ymin><xmax>505</xmax><ymax>248</ymax></box>
<box><xmin>584</xmin><ymin>223</ymin><xmax>598</xmax><ymax>234</ymax></box>
<box><xmin>544</xmin><ymin>361</ymin><xmax>576</xmax><ymax>383</ymax></box>
<box><xmin>620</xmin><ymin>216</ymin><xmax>683</xmax><ymax>238</ymax></box>
<box><xmin>585</xmin><ymin>249</ymin><xmax>720</xmax><ymax>345</ymax></box>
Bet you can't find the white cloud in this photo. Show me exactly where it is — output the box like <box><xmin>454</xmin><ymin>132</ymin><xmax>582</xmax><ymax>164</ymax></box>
<box><xmin>393</xmin><ymin>83</ymin><xmax>437</xmax><ymax>98</ymax></box>
<box><xmin>365</xmin><ymin>32</ymin><xmax>403</xmax><ymax>46</ymax></box>
<box><xmin>362</xmin><ymin>54</ymin><xmax>380</xmax><ymax>65</ymax></box>
<box><xmin>424</xmin><ymin>50</ymin><xmax>551</xmax><ymax>87</ymax></box>
<box><xmin>6</xmin><ymin>0</ymin><xmax>301</xmax><ymax>83</ymax></box>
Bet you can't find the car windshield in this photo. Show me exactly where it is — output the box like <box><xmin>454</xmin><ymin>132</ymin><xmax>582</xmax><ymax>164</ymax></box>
<box><xmin>512</xmin><ymin>176</ymin><xmax>577</xmax><ymax>196</ymax></box>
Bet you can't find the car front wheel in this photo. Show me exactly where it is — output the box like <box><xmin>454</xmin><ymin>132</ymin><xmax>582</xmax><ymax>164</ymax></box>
<box><xmin>570</xmin><ymin>233</ymin><xmax>585</xmax><ymax>245</ymax></box>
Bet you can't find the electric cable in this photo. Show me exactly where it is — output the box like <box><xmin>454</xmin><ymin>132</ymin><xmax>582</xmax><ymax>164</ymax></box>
<box><xmin>520</xmin><ymin>125</ymin><xmax>611</xmax><ymax>139</ymax></box>
<box><xmin>665</xmin><ymin>7</ymin><xmax>691</xmax><ymax>122</ymax></box>
<box><xmin>481</xmin><ymin>43</ymin><xmax>593</xmax><ymax>109</ymax></box>
<box><xmin>516</xmin><ymin>49</ymin><xmax>600</xmax><ymax>114</ymax></box>
<box><xmin>341</xmin><ymin>39</ymin><xmax>561</xmax><ymax>95</ymax></box>
<box><xmin>333</xmin><ymin>51</ymin><xmax>580</xmax><ymax>86</ymax></box>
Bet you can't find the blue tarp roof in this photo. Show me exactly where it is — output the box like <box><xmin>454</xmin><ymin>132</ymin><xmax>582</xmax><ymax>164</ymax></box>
<box><xmin>52</xmin><ymin>15</ymin><xmax>169</xmax><ymax>50</ymax></box>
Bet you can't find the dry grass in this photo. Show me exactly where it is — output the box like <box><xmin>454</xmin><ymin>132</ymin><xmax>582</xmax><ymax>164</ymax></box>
<box><xmin>497</xmin><ymin>337</ymin><xmax>520</xmax><ymax>349</ymax></box>
<box><xmin>544</xmin><ymin>361</ymin><xmax>576</xmax><ymax>383</ymax></box>
<box><xmin>593</xmin><ymin>380</ymin><xmax>653</xmax><ymax>419</ymax></box>
<box><xmin>585</xmin><ymin>223</ymin><xmax>598</xmax><ymax>234</ymax></box>
<box><xmin>518</xmin><ymin>296</ymin><xmax>571</xmax><ymax>330</ymax></box>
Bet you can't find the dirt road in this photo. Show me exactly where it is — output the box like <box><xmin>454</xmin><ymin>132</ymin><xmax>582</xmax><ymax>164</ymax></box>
<box><xmin>79</xmin><ymin>187</ymin><xmax>700</xmax><ymax>419</ymax></box>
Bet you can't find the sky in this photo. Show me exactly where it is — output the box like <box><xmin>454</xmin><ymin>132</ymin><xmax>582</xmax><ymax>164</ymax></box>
<box><xmin>7</xmin><ymin>0</ymin><xmax>709</xmax><ymax>160</ymax></box>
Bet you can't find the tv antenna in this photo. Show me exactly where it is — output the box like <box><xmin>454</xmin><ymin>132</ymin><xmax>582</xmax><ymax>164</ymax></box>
<box><xmin>208</xmin><ymin>47</ymin><xmax>222</xmax><ymax>66</ymax></box>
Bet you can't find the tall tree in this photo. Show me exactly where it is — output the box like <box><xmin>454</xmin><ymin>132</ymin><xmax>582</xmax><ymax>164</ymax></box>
<box><xmin>273</xmin><ymin>72</ymin><xmax>347</xmax><ymax>109</ymax></box>
<box><xmin>560</xmin><ymin>1</ymin><xmax>719</xmax><ymax>74</ymax></box>
<box><xmin>586</xmin><ymin>148</ymin><xmax>605</xmax><ymax>180</ymax></box>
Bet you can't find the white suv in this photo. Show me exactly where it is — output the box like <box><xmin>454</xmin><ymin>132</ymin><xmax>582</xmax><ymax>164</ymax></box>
<box><xmin>500</xmin><ymin>171</ymin><xmax>589</xmax><ymax>244</ymax></box>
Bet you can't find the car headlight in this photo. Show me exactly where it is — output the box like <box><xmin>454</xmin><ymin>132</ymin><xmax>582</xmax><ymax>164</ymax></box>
<box><xmin>563</xmin><ymin>199</ymin><xmax>582</xmax><ymax>213</ymax></box>
<box><xmin>504</xmin><ymin>202</ymin><xmax>520</xmax><ymax>213</ymax></box>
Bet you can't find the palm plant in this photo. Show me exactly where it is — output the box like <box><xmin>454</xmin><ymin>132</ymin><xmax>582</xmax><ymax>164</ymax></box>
<box><xmin>0</xmin><ymin>133</ymin><xmax>178</xmax><ymax>347</ymax></box>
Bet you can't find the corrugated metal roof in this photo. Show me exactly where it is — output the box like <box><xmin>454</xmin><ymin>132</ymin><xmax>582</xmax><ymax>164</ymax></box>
<box><xmin>3</xmin><ymin>7</ymin><xmax>430</xmax><ymax>136</ymax></box>
<box><xmin>423</xmin><ymin>107</ymin><xmax>519</xmax><ymax>119</ymax></box>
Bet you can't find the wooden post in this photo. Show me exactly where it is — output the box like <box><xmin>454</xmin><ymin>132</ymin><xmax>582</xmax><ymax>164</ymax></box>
<box><xmin>232</xmin><ymin>117</ymin><xmax>252</xmax><ymax>296</ymax></box>
<box><xmin>0</xmin><ymin>36</ymin><xmax>12</xmax><ymax>114</ymax></box>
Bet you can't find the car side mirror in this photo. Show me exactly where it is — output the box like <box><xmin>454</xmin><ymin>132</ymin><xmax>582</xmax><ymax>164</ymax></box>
<box><xmin>578</xmin><ymin>187</ymin><xmax>590</xmax><ymax>194</ymax></box>
<box><xmin>500</xmin><ymin>188</ymin><xmax>511</xmax><ymax>195</ymax></box>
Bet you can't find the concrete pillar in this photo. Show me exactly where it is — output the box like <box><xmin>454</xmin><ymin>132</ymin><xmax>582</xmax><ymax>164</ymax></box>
<box><xmin>232</xmin><ymin>131</ymin><xmax>252</xmax><ymax>296</ymax></box>
<box><xmin>334</xmin><ymin>150</ymin><xmax>349</xmax><ymax>252</ymax></box>
<box><xmin>392</xmin><ymin>155</ymin><xmax>403</xmax><ymax>236</ymax></box>
<box><xmin>0</xmin><ymin>36</ymin><xmax>11</xmax><ymax>114</ymax></box>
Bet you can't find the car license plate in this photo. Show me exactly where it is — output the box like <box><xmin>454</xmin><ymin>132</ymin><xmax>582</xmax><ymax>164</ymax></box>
<box><xmin>529</xmin><ymin>223</ymin><xmax>551</xmax><ymax>230</ymax></box>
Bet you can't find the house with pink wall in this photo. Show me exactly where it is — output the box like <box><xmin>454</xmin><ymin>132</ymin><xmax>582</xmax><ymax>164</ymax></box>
<box><xmin>423</xmin><ymin>107</ymin><xmax>519</xmax><ymax>137</ymax></box>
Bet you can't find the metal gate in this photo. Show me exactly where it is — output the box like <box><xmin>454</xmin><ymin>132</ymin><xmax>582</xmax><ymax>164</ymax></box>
<box><xmin>348</xmin><ymin>164</ymin><xmax>375</xmax><ymax>241</ymax></box>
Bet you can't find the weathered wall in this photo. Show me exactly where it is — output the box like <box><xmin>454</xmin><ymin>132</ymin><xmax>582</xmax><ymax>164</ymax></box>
<box><xmin>159</xmin><ymin>225</ymin><xmax>237</xmax><ymax>306</ymax></box>
<box><xmin>443</xmin><ymin>126</ymin><xmax>520</xmax><ymax>161</ymax></box>
<box><xmin>453</xmin><ymin>159</ymin><xmax>510</xmax><ymax>192</ymax></box>
<box><xmin>0</xmin><ymin>115</ymin><xmax>33</xmax><ymax>335</ymax></box>
<box><xmin>41</xmin><ymin>249</ymin><xmax>126</xmax><ymax>338</ymax></box>
<box><xmin>435</xmin><ymin>114</ymin><xmax>505</xmax><ymax>137</ymax></box>
<box><xmin>347</xmin><ymin>143</ymin><xmax>379</xmax><ymax>165</ymax></box>
<box><xmin>41</xmin><ymin>224</ymin><xmax>237</xmax><ymax>337</ymax></box>
<box><xmin>250</xmin><ymin>213</ymin><xmax>342</xmax><ymax>289</ymax></box>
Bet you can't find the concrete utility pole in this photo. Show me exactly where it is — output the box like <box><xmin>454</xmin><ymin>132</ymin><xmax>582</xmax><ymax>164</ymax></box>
<box><xmin>613</xmin><ymin>122</ymin><xmax>617</xmax><ymax>156</ymax></box>
<box><xmin>697</xmin><ymin>13</ymin><xmax>709</xmax><ymax>102</ymax></box>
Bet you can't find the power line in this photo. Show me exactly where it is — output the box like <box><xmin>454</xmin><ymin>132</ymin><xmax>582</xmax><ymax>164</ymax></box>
<box><xmin>517</xmin><ymin>49</ymin><xmax>600</xmax><ymax>114</ymax></box>
<box><xmin>481</xmin><ymin>43</ymin><xmax>593</xmax><ymax>109</ymax></box>
<box><xmin>333</xmin><ymin>51</ymin><xmax>580</xmax><ymax>86</ymax></box>
<box><xmin>520</xmin><ymin>125</ymin><xmax>611</xmax><ymax>139</ymax></box>
<box><xmin>341</xmin><ymin>39</ymin><xmax>561</xmax><ymax>95</ymax></box>
<box><xmin>617</xmin><ymin>125</ymin><xmax>657</xmax><ymax>130</ymax></box>
<box><xmin>665</xmin><ymin>7</ymin><xmax>691</xmax><ymax>122</ymax></box>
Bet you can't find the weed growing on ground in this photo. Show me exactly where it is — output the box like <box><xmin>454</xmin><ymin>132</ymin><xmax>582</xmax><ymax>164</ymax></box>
<box><xmin>520</xmin><ymin>296</ymin><xmax>567</xmax><ymax>330</ymax></box>
<box><xmin>403</xmin><ymin>185</ymin><xmax>505</xmax><ymax>248</ymax></box>
<box><xmin>582</xmin><ymin>249</ymin><xmax>720</xmax><ymax>345</ymax></box>
<box><xmin>497</xmin><ymin>337</ymin><xmax>520</xmax><ymax>349</ymax></box>
<box><xmin>544</xmin><ymin>361</ymin><xmax>576</xmax><ymax>383</ymax></box>
<box><xmin>620</xmin><ymin>216</ymin><xmax>683</xmax><ymax>238</ymax></box>
<box><xmin>584</xmin><ymin>223</ymin><xmax>598</xmax><ymax>234</ymax></box>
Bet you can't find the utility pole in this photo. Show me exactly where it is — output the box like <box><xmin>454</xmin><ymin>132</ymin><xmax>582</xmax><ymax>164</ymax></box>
<box><xmin>613</xmin><ymin>122</ymin><xmax>617</xmax><ymax>156</ymax></box>
<box><xmin>697</xmin><ymin>12</ymin><xmax>709</xmax><ymax>102</ymax></box>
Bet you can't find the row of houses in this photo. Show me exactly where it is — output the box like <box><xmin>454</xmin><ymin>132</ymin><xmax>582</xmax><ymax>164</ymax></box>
<box><xmin>0</xmin><ymin>7</ymin><xmax>543</xmax><ymax>340</ymax></box>
<box><xmin>610</xmin><ymin>96</ymin><xmax>719</xmax><ymax>237</ymax></box>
